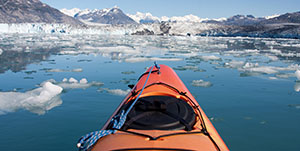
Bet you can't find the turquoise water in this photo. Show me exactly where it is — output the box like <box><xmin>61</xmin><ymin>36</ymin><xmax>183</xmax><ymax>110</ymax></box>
<box><xmin>0</xmin><ymin>34</ymin><xmax>300</xmax><ymax>150</ymax></box>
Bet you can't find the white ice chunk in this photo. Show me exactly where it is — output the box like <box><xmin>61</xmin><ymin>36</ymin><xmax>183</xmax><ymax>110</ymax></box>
<box><xmin>80</xmin><ymin>78</ymin><xmax>88</xmax><ymax>84</ymax></box>
<box><xmin>191</xmin><ymin>80</ymin><xmax>213</xmax><ymax>87</ymax></box>
<box><xmin>224</xmin><ymin>60</ymin><xmax>244</xmax><ymax>68</ymax></box>
<box><xmin>0</xmin><ymin>82</ymin><xmax>63</xmax><ymax>115</ymax></box>
<box><xmin>295</xmin><ymin>70</ymin><xmax>300</xmax><ymax>80</ymax></box>
<box><xmin>46</xmin><ymin>68</ymin><xmax>83</xmax><ymax>73</ymax></box>
<box><xmin>99</xmin><ymin>88</ymin><xmax>130</xmax><ymax>96</ymax></box>
<box><xmin>62</xmin><ymin>78</ymin><xmax>68</xmax><ymax>82</ymax></box>
<box><xmin>294</xmin><ymin>82</ymin><xmax>300</xmax><ymax>92</ymax></box>
<box><xmin>124</xmin><ymin>57</ymin><xmax>182</xmax><ymax>63</ymax></box>
<box><xmin>269</xmin><ymin>77</ymin><xmax>278</xmax><ymax>80</ymax></box>
<box><xmin>69</xmin><ymin>77</ymin><xmax>78</xmax><ymax>83</ymax></box>
<box><xmin>72</xmin><ymin>68</ymin><xmax>83</xmax><ymax>72</ymax></box>
<box><xmin>198</xmin><ymin>55</ymin><xmax>221</xmax><ymax>61</ymax></box>
<box><xmin>0</xmin><ymin>48</ymin><xmax>2</xmax><ymax>55</ymax></box>
<box><xmin>57</xmin><ymin>78</ymin><xmax>102</xmax><ymax>89</ymax></box>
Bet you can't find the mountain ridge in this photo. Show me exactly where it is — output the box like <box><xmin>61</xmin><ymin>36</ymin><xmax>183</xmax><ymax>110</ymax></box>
<box><xmin>0</xmin><ymin>0</ymin><xmax>82</xmax><ymax>25</ymax></box>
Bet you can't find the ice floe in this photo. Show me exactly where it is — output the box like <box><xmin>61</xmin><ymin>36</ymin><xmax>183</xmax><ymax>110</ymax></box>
<box><xmin>98</xmin><ymin>88</ymin><xmax>130</xmax><ymax>96</ymax></box>
<box><xmin>294</xmin><ymin>82</ymin><xmax>300</xmax><ymax>92</ymax></box>
<box><xmin>295</xmin><ymin>70</ymin><xmax>300</xmax><ymax>80</ymax></box>
<box><xmin>0</xmin><ymin>48</ymin><xmax>2</xmax><ymax>55</ymax></box>
<box><xmin>56</xmin><ymin>77</ymin><xmax>103</xmax><ymax>89</ymax></box>
<box><xmin>45</xmin><ymin>68</ymin><xmax>83</xmax><ymax>72</ymax></box>
<box><xmin>191</xmin><ymin>80</ymin><xmax>213</xmax><ymax>87</ymax></box>
<box><xmin>190</xmin><ymin>55</ymin><xmax>222</xmax><ymax>62</ymax></box>
<box><xmin>121</xmin><ymin>71</ymin><xmax>135</xmax><ymax>75</ymax></box>
<box><xmin>288</xmin><ymin>104</ymin><xmax>300</xmax><ymax>109</ymax></box>
<box><xmin>173</xmin><ymin>65</ymin><xmax>205</xmax><ymax>72</ymax></box>
<box><xmin>224</xmin><ymin>60</ymin><xmax>245</xmax><ymax>68</ymax></box>
<box><xmin>124</xmin><ymin>57</ymin><xmax>182</xmax><ymax>63</ymax></box>
<box><xmin>0</xmin><ymin>82</ymin><xmax>63</xmax><ymax>115</ymax></box>
<box><xmin>0</xmin><ymin>78</ymin><xmax>103</xmax><ymax>115</ymax></box>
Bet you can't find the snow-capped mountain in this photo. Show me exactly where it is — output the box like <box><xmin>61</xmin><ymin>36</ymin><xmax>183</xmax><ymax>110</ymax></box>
<box><xmin>203</xmin><ymin>14</ymin><xmax>264</xmax><ymax>25</ymax></box>
<box><xmin>127</xmin><ymin>12</ymin><xmax>160</xmax><ymax>24</ymax></box>
<box><xmin>71</xmin><ymin>7</ymin><xmax>137</xmax><ymax>25</ymax></box>
<box><xmin>0</xmin><ymin>0</ymin><xmax>82</xmax><ymax>25</ymax></box>
<box><xmin>60</xmin><ymin>8</ymin><xmax>81</xmax><ymax>17</ymax></box>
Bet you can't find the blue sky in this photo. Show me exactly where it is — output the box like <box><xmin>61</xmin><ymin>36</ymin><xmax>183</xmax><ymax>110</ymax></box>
<box><xmin>41</xmin><ymin>0</ymin><xmax>300</xmax><ymax>18</ymax></box>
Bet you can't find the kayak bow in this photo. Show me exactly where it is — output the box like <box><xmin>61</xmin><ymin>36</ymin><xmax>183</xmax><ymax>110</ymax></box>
<box><xmin>78</xmin><ymin>64</ymin><xmax>229</xmax><ymax>151</ymax></box>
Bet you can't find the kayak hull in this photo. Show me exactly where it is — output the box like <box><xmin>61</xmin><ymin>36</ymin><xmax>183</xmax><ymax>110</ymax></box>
<box><xmin>93</xmin><ymin>65</ymin><xmax>229</xmax><ymax>151</ymax></box>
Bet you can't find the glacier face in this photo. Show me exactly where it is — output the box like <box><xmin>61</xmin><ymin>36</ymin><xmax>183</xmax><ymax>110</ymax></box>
<box><xmin>0</xmin><ymin>22</ymin><xmax>221</xmax><ymax>36</ymax></box>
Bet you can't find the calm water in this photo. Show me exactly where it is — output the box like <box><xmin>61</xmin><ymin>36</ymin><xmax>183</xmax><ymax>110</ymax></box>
<box><xmin>0</xmin><ymin>34</ymin><xmax>300</xmax><ymax>151</ymax></box>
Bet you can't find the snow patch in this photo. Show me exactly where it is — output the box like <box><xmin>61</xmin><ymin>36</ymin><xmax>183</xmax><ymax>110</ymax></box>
<box><xmin>265</xmin><ymin>14</ymin><xmax>280</xmax><ymax>19</ymax></box>
<box><xmin>60</xmin><ymin>8</ymin><xmax>81</xmax><ymax>17</ymax></box>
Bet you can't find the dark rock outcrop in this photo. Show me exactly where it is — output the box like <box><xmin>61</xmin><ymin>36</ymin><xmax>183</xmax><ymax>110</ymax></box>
<box><xmin>159</xmin><ymin>21</ymin><xmax>171</xmax><ymax>35</ymax></box>
<box><xmin>131</xmin><ymin>28</ymin><xmax>154</xmax><ymax>35</ymax></box>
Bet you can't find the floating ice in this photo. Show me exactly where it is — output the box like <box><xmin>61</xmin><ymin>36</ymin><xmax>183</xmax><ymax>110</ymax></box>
<box><xmin>275</xmin><ymin>73</ymin><xmax>295</xmax><ymax>79</ymax></box>
<box><xmin>0</xmin><ymin>48</ymin><xmax>2</xmax><ymax>55</ymax></box>
<box><xmin>80</xmin><ymin>78</ymin><xmax>88</xmax><ymax>84</ymax></box>
<box><xmin>193</xmin><ymin>55</ymin><xmax>222</xmax><ymax>61</ymax></box>
<box><xmin>266</xmin><ymin>55</ymin><xmax>278</xmax><ymax>61</ymax></box>
<box><xmin>62</xmin><ymin>78</ymin><xmax>68</xmax><ymax>82</ymax></box>
<box><xmin>191</xmin><ymin>80</ymin><xmax>213</xmax><ymax>87</ymax></box>
<box><xmin>121</xmin><ymin>71</ymin><xmax>135</xmax><ymax>75</ymax></box>
<box><xmin>69</xmin><ymin>77</ymin><xmax>78</xmax><ymax>83</ymax></box>
<box><xmin>269</xmin><ymin>77</ymin><xmax>278</xmax><ymax>80</ymax></box>
<box><xmin>124</xmin><ymin>57</ymin><xmax>182</xmax><ymax>63</ymax></box>
<box><xmin>173</xmin><ymin>65</ymin><xmax>206</xmax><ymax>72</ymax></box>
<box><xmin>295</xmin><ymin>70</ymin><xmax>300</xmax><ymax>80</ymax></box>
<box><xmin>294</xmin><ymin>82</ymin><xmax>300</xmax><ymax>92</ymax></box>
<box><xmin>0</xmin><ymin>82</ymin><xmax>63</xmax><ymax>115</ymax></box>
<box><xmin>57</xmin><ymin>78</ymin><xmax>103</xmax><ymax>89</ymax></box>
<box><xmin>45</xmin><ymin>68</ymin><xmax>83</xmax><ymax>73</ymax></box>
<box><xmin>240</xmin><ymin>63</ymin><xmax>300</xmax><ymax>75</ymax></box>
<box><xmin>288</xmin><ymin>104</ymin><xmax>300</xmax><ymax>109</ymax></box>
<box><xmin>98</xmin><ymin>88</ymin><xmax>130</xmax><ymax>96</ymax></box>
<box><xmin>224</xmin><ymin>60</ymin><xmax>244</xmax><ymax>68</ymax></box>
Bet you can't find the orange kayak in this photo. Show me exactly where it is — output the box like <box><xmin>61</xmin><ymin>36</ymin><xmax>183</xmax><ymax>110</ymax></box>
<box><xmin>78</xmin><ymin>64</ymin><xmax>229</xmax><ymax>151</ymax></box>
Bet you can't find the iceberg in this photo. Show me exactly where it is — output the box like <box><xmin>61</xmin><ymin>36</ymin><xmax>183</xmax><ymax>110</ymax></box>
<box><xmin>0</xmin><ymin>78</ymin><xmax>103</xmax><ymax>115</ymax></box>
<box><xmin>0</xmin><ymin>82</ymin><xmax>63</xmax><ymax>115</ymax></box>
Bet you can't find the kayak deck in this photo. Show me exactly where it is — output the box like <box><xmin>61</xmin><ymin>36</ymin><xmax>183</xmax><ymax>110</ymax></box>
<box><xmin>90</xmin><ymin>64</ymin><xmax>229</xmax><ymax>151</ymax></box>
